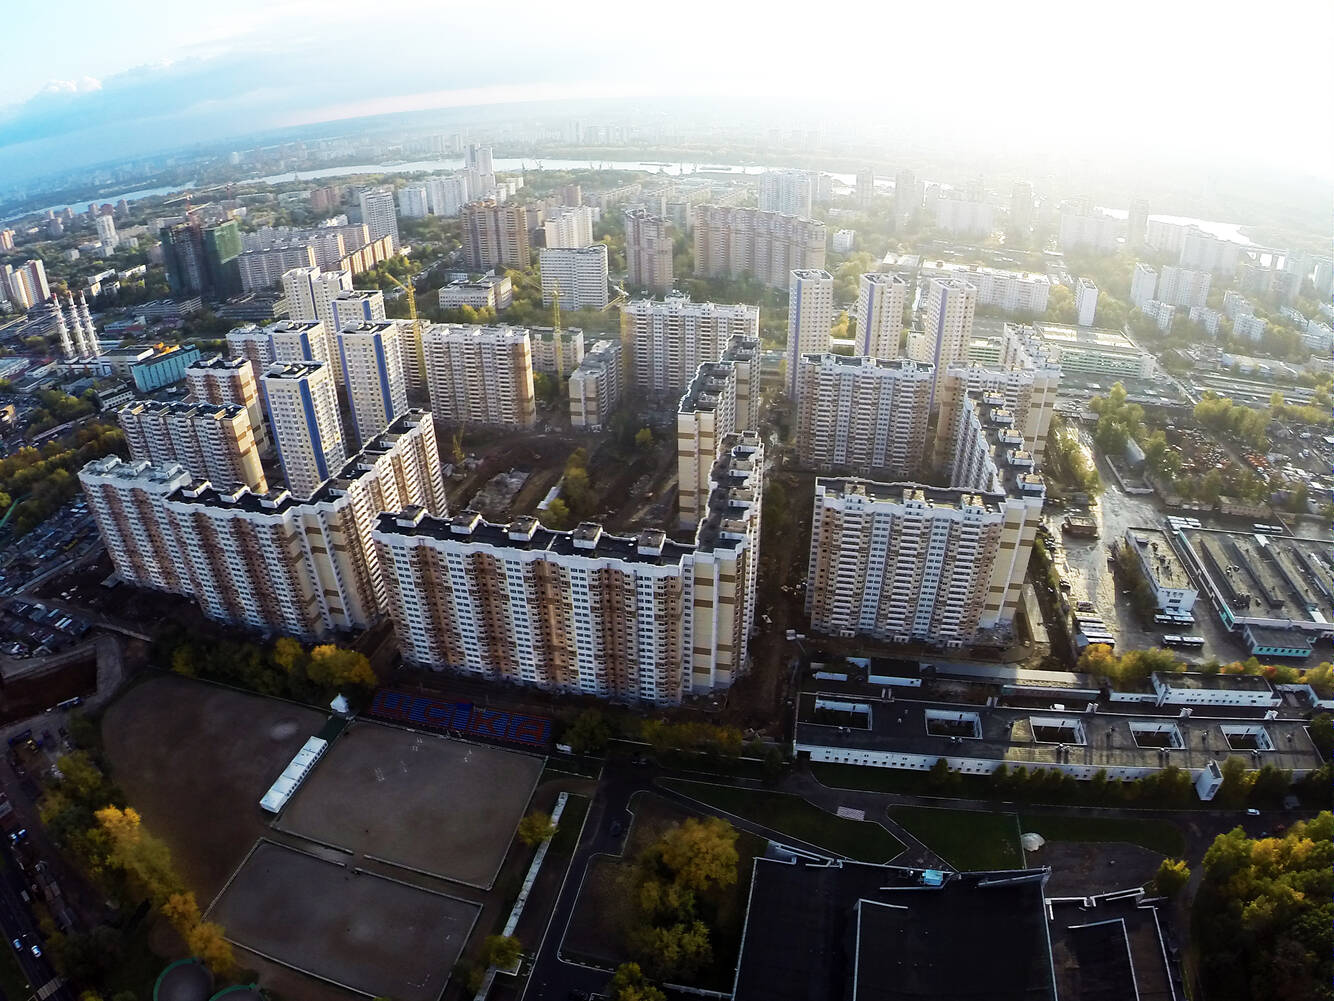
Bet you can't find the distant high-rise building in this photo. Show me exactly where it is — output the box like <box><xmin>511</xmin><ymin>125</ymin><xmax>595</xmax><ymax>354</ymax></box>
<box><xmin>237</xmin><ymin>243</ymin><xmax>319</xmax><ymax>293</ymax></box>
<box><xmin>934</xmin><ymin>196</ymin><xmax>995</xmax><ymax>236</ymax></box>
<box><xmin>693</xmin><ymin>206</ymin><xmax>826</xmax><ymax>290</ymax></box>
<box><xmin>855</xmin><ymin>273</ymin><xmax>908</xmax><ymax>359</ymax></box>
<box><xmin>397</xmin><ymin>185</ymin><xmax>429</xmax><ymax>219</ymax></box>
<box><xmin>623</xmin><ymin>208</ymin><xmax>674</xmax><ymax>292</ymax></box>
<box><xmin>1157</xmin><ymin>266</ymin><xmax>1211</xmax><ymax>308</ymax></box>
<box><xmin>1131</xmin><ymin>263</ymin><xmax>1157</xmax><ymax>308</ymax></box>
<box><xmin>621</xmin><ymin>294</ymin><xmax>761</xmax><ymax>398</ymax></box>
<box><xmin>464</xmin><ymin>144</ymin><xmax>495</xmax><ymax>189</ymax></box>
<box><xmin>1178</xmin><ymin>230</ymin><xmax>1241</xmax><ymax>276</ymax></box>
<box><xmin>1127</xmin><ymin>199</ymin><xmax>1150</xmax><ymax>247</ymax></box>
<box><xmin>787</xmin><ymin>269</ymin><xmax>833</xmax><ymax>395</ymax></box>
<box><xmin>1059</xmin><ymin>209</ymin><xmax>1120</xmax><ymax>253</ymax></box>
<box><xmin>894</xmin><ymin>169</ymin><xmax>917</xmax><ymax>225</ymax></box>
<box><xmin>759</xmin><ymin>169</ymin><xmax>814</xmax><ymax>217</ymax></box>
<box><xmin>425</xmin><ymin>174</ymin><xmax>470</xmax><ymax>217</ymax></box>
<box><xmin>337</xmin><ymin>322</ymin><xmax>408</xmax><ymax>445</ymax></box>
<box><xmin>202</xmin><ymin>220</ymin><xmax>242</xmax><ymax>298</ymax></box>
<box><xmin>542</xmin><ymin>206</ymin><xmax>595</xmax><ymax>249</ymax></box>
<box><xmin>282</xmin><ymin>267</ymin><xmax>353</xmax><ymax>377</ymax></box>
<box><xmin>96</xmin><ymin>214</ymin><xmax>119</xmax><ymax>255</ymax></box>
<box><xmin>185</xmin><ymin>354</ymin><xmax>268</xmax><ymax>449</ymax></box>
<box><xmin>907</xmin><ymin>277</ymin><xmax>978</xmax><ymax>410</ymax></box>
<box><xmin>856</xmin><ymin>169</ymin><xmax>875</xmax><ymax>208</ymax></box>
<box><xmin>421</xmin><ymin>324</ymin><xmax>536</xmax><ymax>428</ymax></box>
<box><xmin>226</xmin><ymin>319</ymin><xmax>331</xmax><ymax>385</ymax></box>
<box><xmin>1</xmin><ymin>259</ymin><xmax>49</xmax><ymax>310</ymax></box>
<box><xmin>160</xmin><ymin>220</ymin><xmax>208</xmax><ymax>296</ymax></box>
<box><xmin>260</xmin><ymin>361</ymin><xmax>347</xmax><ymax>499</ymax></box>
<box><xmin>0</xmin><ymin>230</ymin><xmax>14</xmax><ymax>252</ymax></box>
<box><xmin>795</xmin><ymin>354</ymin><xmax>932</xmax><ymax>478</ymax></box>
<box><xmin>1010</xmin><ymin>182</ymin><xmax>1034</xmax><ymax>232</ymax></box>
<box><xmin>462</xmin><ymin>200</ymin><xmax>531</xmax><ymax>271</ymax></box>
<box><xmin>540</xmin><ymin>246</ymin><xmax>609</xmax><ymax>309</ymax></box>
<box><xmin>119</xmin><ymin>400</ymin><xmax>266</xmax><ymax>493</ymax></box>
<box><xmin>358</xmin><ymin>188</ymin><xmax>400</xmax><ymax>253</ymax></box>
<box><xmin>1074</xmin><ymin>277</ymin><xmax>1099</xmax><ymax>326</ymax></box>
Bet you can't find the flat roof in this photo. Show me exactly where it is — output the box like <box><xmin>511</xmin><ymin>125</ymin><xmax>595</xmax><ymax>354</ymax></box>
<box><xmin>795</xmin><ymin>692</ymin><xmax>1320</xmax><ymax>773</ymax></box>
<box><xmin>1159</xmin><ymin>671</ymin><xmax>1271</xmax><ymax>692</ymax></box>
<box><xmin>1048</xmin><ymin>894</ymin><xmax>1177</xmax><ymax>1001</ymax></box>
<box><xmin>1035</xmin><ymin>323</ymin><xmax>1140</xmax><ymax>352</ymax></box>
<box><xmin>734</xmin><ymin>858</ymin><xmax>1054</xmax><ymax>1001</ymax></box>
<box><xmin>1126</xmin><ymin>528</ymin><xmax>1193</xmax><ymax>590</ymax></box>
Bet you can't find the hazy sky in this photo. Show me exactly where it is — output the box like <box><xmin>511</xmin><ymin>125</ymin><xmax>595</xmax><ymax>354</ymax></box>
<box><xmin>0</xmin><ymin>0</ymin><xmax>1330</xmax><ymax>185</ymax></box>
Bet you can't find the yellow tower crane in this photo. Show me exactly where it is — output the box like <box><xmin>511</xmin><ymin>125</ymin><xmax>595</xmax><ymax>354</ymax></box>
<box><xmin>385</xmin><ymin>273</ymin><xmax>425</xmax><ymax>397</ymax></box>
<box><xmin>551</xmin><ymin>280</ymin><xmax>564</xmax><ymax>380</ymax></box>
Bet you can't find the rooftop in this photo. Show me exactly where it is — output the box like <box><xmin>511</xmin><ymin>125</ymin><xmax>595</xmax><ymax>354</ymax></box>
<box><xmin>1034</xmin><ymin>323</ymin><xmax>1140</xmax><ymax>353</ymax></box>
<box><xmin>1125</xmin><ymin>528</ymin><xmax>1193</xmax><ymax>590</ymax></box>
<box><xmin>1048</xmin><ymin>894</ymin><xmax>1177</xmax><ymax>1001</ymax></box>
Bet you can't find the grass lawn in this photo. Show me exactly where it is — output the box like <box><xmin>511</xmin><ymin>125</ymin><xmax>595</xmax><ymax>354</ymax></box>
<box><xmin>889</xmin><ymin>806</ymin><xmax>1024</xmax><ymax>870</ymax></box>
<box><xmin>1018</xmin><ymin>813</ymin><xmax>1186</xmax><ymax>857</ymax></box>
<box><xmin>665</xmin><ymin>780</ymin><xmax>902</xmax><ymax>863</ymax></box>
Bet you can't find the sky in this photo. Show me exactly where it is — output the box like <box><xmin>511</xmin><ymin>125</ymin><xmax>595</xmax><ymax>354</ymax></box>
<box><xmin>0</xmin><ymin>0</ymin><xmax>1330</xmax><ymax>186</ymax></box>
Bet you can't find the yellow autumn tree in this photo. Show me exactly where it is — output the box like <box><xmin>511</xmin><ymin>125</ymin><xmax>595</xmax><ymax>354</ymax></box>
<box><xmin>307</xmin><ymin>645</ymin><xmax>377</xmax><ymax>689</ymax></box>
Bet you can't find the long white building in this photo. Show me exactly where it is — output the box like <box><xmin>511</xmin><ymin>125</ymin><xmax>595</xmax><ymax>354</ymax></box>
<box><xmin>855</xmin><ymin>273</ymin><xmax>908</xmax><ymax>359</ymax></box>
<box><xmin>80</xmin><ymin>410</ymin><xmax>445</xmax><ymax>640</ymax></box>
<box><xmin>421</xmin><ymin>323</ymin><xmax>536</xmax><ymax>428</ymax></box>
<box><xmin>621</xmin><ymin>293</ymin><xmax>760</xmax><ymax>398</ymax></box>
<box><xmin>260</xmin><ymin>361</ymin><xmax>347</xmax><ymax>499</ymax></box>
<box><xmin>337</xmin><ymin>322</ymin><xmax>408</xmax><ymax>445</ymax></box>
<box><xmin>540</xmin><ymin>245</ymin><xmax>609</xmax><ymax>309</ymax></box>
<box><xmin>373</xmin><ymin>432</ymin><xmax>763</xmax><ymax>704</ymax></box>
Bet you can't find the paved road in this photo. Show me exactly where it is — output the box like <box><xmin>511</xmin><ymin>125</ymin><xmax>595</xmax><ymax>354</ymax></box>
<box><xmin>0</xmin><ymin>842</ymin><xmax>68</xmax><ymax>1000</ymax></box>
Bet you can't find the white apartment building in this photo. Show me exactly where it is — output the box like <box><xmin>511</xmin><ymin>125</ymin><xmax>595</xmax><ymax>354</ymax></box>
<box><xmin>282</xmin><ymin>268</ymin><xmax>353</xmax><ymax>377</ymax></box>
<box><xmin>855</xmin><ymin>273</ymin><xmax>908</xmax><ymax>359</ymax></box>
<box><xmin>373</xmin><ymin>432</ymin><xmax>763</xmax><ymax>704</ymax></box>
<box><xmin>337</xmin><ymin>322</ymin><xmax>408</xmax><ymax>445</ymax></box>
<box><xmin>569</xmin><ymin>339</ymin><xmax>624</xmax><ymax>431</ymax></box>
<box><xmin>787</xmin><ymin>269</ymin><xmax>834</xmax><ymax>395</ymax></box>
<box><xmin>621</xmin><ymin>293</ymin><xmax>760</xmax><ymax>398</ymax></box>
<box><xmin>465</xmin><ymin>144</ymin><xmax>495</xmax><ymax>190</ymax></box>
<box><xmin>1222</xmin><ymin>290</ymin><xmax>1252</xmax><ymax>320</ymax></box>
<box><xmin>260</xmin><ymin>361</ymin><xmax>347</xmax><ymax>499</ymax></box>
<box><xmin>540</xmin><ymin>246</ymin><xmax>609</xmax><ymax>309</ymax></box>
<box><xmin>1188</xmin><ymin>306</ymin><xmax>1221</xmax><ymax>336</ymax></box>
<box><xmin>421</xmin><ymin>323</ymin><xmax>536</xmax><ymax>428</ymax></box>
<box><xmin>1142</xmin><ymin>300</ymin><xmax>1176</xmax><ymax>332</ymax></box>
<box><xmin>624</xmin><ymin>208</ymin><xmax>673</xmax><ymax>292</ymax></box>
<box><xmin>676</xmin><ymin>337</ymin><xmax>761</xmax><ymax>529</ymax></box>
<box><xmin>907</xmin><ymin>277</ymin><xmax>978</xmax><ymax>410</ymax></box>
<box><xmin>935</xmin><ymin>197</ymin><xmax>995</xmax><ymax>236</ymax></box>
<box><xmin>1145</xmin><ymin>218</ymin><xmax>1191</xmax><ymax>256</ymax></box>
<box><xmin>426</xmin><ymin>174</ymin><xmax>471</xmax><ymax>217</ymax></box>
<box><xmin>795</xmin><ymin>354</ymin><xmax>932</xmax><ymax>478</ymax></box>
<box><xmin>238</xmin><ymin>244</ymin><xmax>319</xmax><ymax>293</ymax></box>
<box><xmin>759</xmin><ymin>169</ymin><xmax>814</xmax><ymax>217</ymax></box>
<box><xmin>1234</xmin><ymin>313</ymin><xmax>1267</xmax><ymax>342</ymax></box>
<box><xmin>397</xmin><ymin>185</ymin><xmax>430</xmax><ymax>219</ymax></box>
<box><xmin>1074</xmin><ymin>277</ymin><xmax>1099</xmax><ymax>326</ymax></box>
<box><xmin>542</xmin><ymin>206</ymin><xmax>595</xmax><ymax>249</ymax></box>
<box><xmin>329</xmin><ymin>289</ymin><xmax>387</xmax><ymax>331</ymax></box>
<box><xmin>226</xmin><ymin>320</ymin><xmax>332</xmax><ymax>383</ymax></box>
<box><xmin>96</xmin><ymin>214</ymin><xmax>118</xmax><ymax>254</ymax></box>
<box><xmin>692</xmin><ymin>206</ymin><xmax>827</xmax><ymax>290</ymax></box>
<box><xmin>1059</xmin><ymin>211</ymin><xmax>1120</xmax><ymax>253</ymax></box>
<box><xmin>914</xmin><ymin>262</ymin><xmax>1049</xmax><ymax>315</ymax></box>
<box><xmin>806</xmin><ymin>392</ymin><xmax>1045</xmax><ymax>647</ymax></box>
<box><xmin>119</xmin><ymin>401</ymin><xmax>266</xmax><ymax>493</ymax></box>
<box><xmin>81</xmin><ymin>411</ymin><xmax>445</xmax><ymax>640</ymax></box>
<box><xmin>358</xmin><ymin>187</ymin><xmax>400</xmax><ymax>253</ymax></box>
<box><xmin>438</xmin><ymin>275</ymin><xmax>514</xmax><ymax>311</ymax></box>
<box><xmin>1179</xmin><ymin>230</ymin><xmax>1241</xmax><ymax>275</ymax></box>
<box><xmin>186</xmin><ymin>355</ymin><xmax>266</xmax><ymax>448</ymax></box>
<box><xmin>1130</xmin><ymin>263</ymin><xmax>1157</xmax><ymax>308</ymax></box>
<box><xmin>832</xmin><ymin>229</ymin><xmax>856</xmax><ymax>253</ymax></box>
<box><xmin>1156</xmin><ymin>266</ymin><xmax>1211</xmax><ymax>308</ymax></box>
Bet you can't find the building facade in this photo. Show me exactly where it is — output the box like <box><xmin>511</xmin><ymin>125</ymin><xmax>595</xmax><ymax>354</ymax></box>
<box><xmin>358</xmin><ymin>188</ymin><xmax>401</xmax><ymax>253</ymax></box>
<box><xmin>119</xmin><ymin>400</ymin><xmax>266</xmax><ymax>493</ymax></box>
<box><xmin>907</xmin><ymin>277</ymin><xmax>978</xmax><ymax>410</ymax></box>
<box><xmin>855</xmin><ymin>272</ymin><xmax>908</xmax><ymax>359</ymax></box>
<box><xmin>421</xmin><ymin>324</ymin><xmax>536</xmax><ymax>428</ymax></box>
<box><xmin>758</xmin><ymin>169</ymin><xmax>814</xmax><ymax>217</ymax></box>
<box><xmin>539</xmin><ymin>246</ymin><xmax>609</xmax><ymax>309</ymax></box>
<box><xmin>786</xmin><ymin>269</ymin><xmax>833</xmax><ymax>395</ymax></box>
<box><xmin>260</xmin><ymin>361</ymin><xmax>347</xmax><ymax>499</ymax></box>
<box><xmin>1074</xmin><ymin>277</ymin><xmax>1099</xmax><ymax>326</ymax></box>
<box><xmin>185</xmin><ymin>355</ymin><xmax>266</xmax><ymax>446</ymax></box>
<box><xmin>569</xmin><ymin>338</ymin><xmax>624</xmax><ymax>431</ymax></box>
<box><xmin>624</xmin><ymin>208</ymin><xmax>674</xmax><ymax>292</ymax></box>
<box><xmin>462</xmin><ymin>200</ymin><xmax>531</xmax><ymax>271</ymax></box>
<box><xmin>337</xmin><ymin>322</ymin><xmax>409</xmax><ymax>445</ymax></box>
<box><xmin>620</xmin><ymin>294</ymin><xmax>761</xmax><ymax>398</ymax></box>
<box><xmin>692</xmin><ymin>206</ymin><xmax>827</xmax><ymax>290</ymax></box>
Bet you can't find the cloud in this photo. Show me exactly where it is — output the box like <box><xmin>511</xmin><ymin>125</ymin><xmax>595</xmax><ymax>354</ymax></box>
<box><xmin>37</xmin><ymin>77</ymin><xmax>102</xmax><ymax>96</ymax></box>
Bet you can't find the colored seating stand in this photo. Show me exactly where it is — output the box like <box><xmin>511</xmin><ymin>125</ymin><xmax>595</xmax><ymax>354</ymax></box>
<box><xmin>370</xmin><ymin>689</ymin><xmax>552</xmax><ymax>747</ymax></box>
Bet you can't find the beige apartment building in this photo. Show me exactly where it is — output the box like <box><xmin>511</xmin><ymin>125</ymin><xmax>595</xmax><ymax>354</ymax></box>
<box><xmin>692</xmin><ymin>205</ymin><xmax>826</xmax><ymax>289</ymax></box>
<box><xmin>119</xmin><ymin>400</ymin><xmax>267</xmax><ymax>493</ymax></box>
<box><xmin>624</xmin><ymin>208</ymin><xmax>674</xmax><ymax>292</ymax></box>
<box><xmin>185</xmin><ymin>354</ymin><xmax>268</xmax><ymax>449</ymax></box>
<box><xmin>620</xmin><ymin>293</ymin><xmax>760</xmax><ymax>398</ymax></box>
<box><xmin>907</xmin><ymin>276</ymin><xmax>978</xmax><ymax>410</ymax></box>
<box><xmin>462</xmin><ymin>199</ymin><xmax>531</xmax><ymax>271</ymax></box>
<box><xmin>569</xmin><ymin>338</ymin><xmax>624</xmax><ymax>431</ymax></box>
<box><xmin>421</xmin><ymin>323</ymin><xmax>536</xmax><ymax>428</ymax></box>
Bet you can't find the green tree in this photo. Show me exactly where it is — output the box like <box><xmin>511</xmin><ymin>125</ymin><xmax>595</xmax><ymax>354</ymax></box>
<box><xmin>306</xmin><ymin>645</ymin><xmax>376</xmax><ymax>689</ymax></box>
<box><xmin>1151</xmin><ymin>858</ymin><xmax>1191</xmax><ymax>897</ymax></box>
<box><xmin>635</xmin><ymin>427</ymin><xmax>654</xmax><ymax>451</ymax></box>
<box><xmin>607</xmin><ymin>963</ymin><xmax>667</xmax><ymax>1001</ymax></box>
<box><xmin>543</xmin><ymin>497</ymin><xmax>572</xmax><ymax>529</ymax></box>
<box><xmin>564</xmin><ymin>708</ymin><xmax>613</xmax><ymax>754</ymax></box>
<box><xmin>481</xmin><ymin>934</ymin><xmax>522</xmax><ymax>969</ymax></box>
<box><xmin>517</xmin><ymin>811</ymin><xmax>558</xmax><ymax>846</ymax></box>
<box><xmin>651</xmin><ymin>817</ymin><xmax>738</xmax><ymax>894</ymax></box>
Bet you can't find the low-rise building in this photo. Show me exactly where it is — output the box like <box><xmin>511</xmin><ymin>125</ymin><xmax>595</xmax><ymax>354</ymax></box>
<box><xmin>437</xmin><ymin>275</ymin><xmax>513</xmax><ymax>312</ymax></box>
<box><xmin>1123</xmin><ymin>527</ymin><xmax>1198</xmax><ymax>613</ymax></box>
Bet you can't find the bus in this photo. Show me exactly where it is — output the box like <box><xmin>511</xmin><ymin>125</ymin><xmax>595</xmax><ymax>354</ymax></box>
<box><xmin>1162</xmin><ymin>634</ymin><xmax>1205</xmax><ymax>649</ymax></box>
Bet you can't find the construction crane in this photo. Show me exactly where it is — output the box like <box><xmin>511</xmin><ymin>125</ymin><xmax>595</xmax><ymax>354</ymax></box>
<box><xmin>385</xmin><ymin>273</ymin><xmax>426</xmax><ymax>395</ymax></box>
<box><xmin>601</xmin><ymin>281</ymin><xmax>629</xmax><ymax>312</ymax></box>
<box><xmin>551</xmin><ymin>281</ymin><xmax>564</xmax><ymax>380</ymax></box>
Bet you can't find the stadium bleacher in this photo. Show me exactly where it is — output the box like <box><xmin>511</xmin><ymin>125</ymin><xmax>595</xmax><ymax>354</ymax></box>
<box><xmin>369</xmin><ymin>690</ymin><xmax>552</xmax><ymax>748</ymax></box>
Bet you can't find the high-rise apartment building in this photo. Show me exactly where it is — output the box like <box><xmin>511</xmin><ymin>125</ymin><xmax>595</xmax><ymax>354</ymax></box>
<box><xmin>855</xmin><ymin>273</ymin><xmax>909</xmax><ymax>359</ymax></box>
<box><xmin>856</xmin><ymin>169</ymin><xmax>875</xmax><ymax>208</ymax></box>
<box><xmin>787</xmin><ymin>269</ymin><xmax>833</xmax><ymax>395</ymax></box>
<box><xmin>282</xmin><ymin>267</ymin><xmax>352</xmax><ymax>378</ymax></box>
<box><xmin>693</xmin><ymin>206</ymin><xmax>826</xmax><ymax>290</ymax></box>
<box><xmin>1</xmin><ymin>260</ymin><xmax>50</xmax><ymax>310</ymax></box>
<box><xmin>539</xmin><ymin>245</ymin><xmax>609</xmax><ymax>309</ymax></box>
<box><xmin>1058</xmin><ymin>210</ymin><xmax>1120</xmax><ymax>253</ymax></box>
<box><xmin>260</xmin><ymin>361</ymin><xmax>347</xmax><ymax>498</ymax></box>
<box><xmin>934</xmin><ymin>197</ymin><xmax>995</xmax><ymax>236</ymax></box>
<box><xmin>160</xmin><ymin>220</ymin><xmax>208</xmax><ymax>296</ymax></box>
<box><xmin>758</xmin><ymin>169</ymin><xmax>814</xmax><ymax>217</ymax></box>
<box><xmin>894</xmin><ymin>169</ymin><xmax>918</xmax><ymax>225</ymax></box>
<box><xmin>1130</xmin><ymin>263</ymin><xmax>1157</xmax><ymax>308</ymax></box>
<box><xmin>81</xmin><ymin>411</ymin><xmax>445</xmax><ymax>640</ymax></box>
<box><xmin>1156</xmin><ymin>266</ymin><xmax>1211</xmax><ymax>308</ymax></box>
<box><xmin>0</xmin><ymin>230</ymin><xmax>13</xmax><ymax>252</ymax></box>
<box><xmin>794</xmin><ymin>355</ymin><xmax>932</xmax><ymax>478</ymax></box>
<box><xmin>541</xmin><ymin>206</ymin><xmax>595</xmax><ymax>249</ymax></box>
<box><xmin>624</xmin><ymin>208</ymin><xmax>673</xmax><ymax>292</ymax></box>
<box><xmin>676</xmin><ymin>337</ymin><xmax>761</xmax><ymax>529</ymax></box>
<box><xmin>373</xmin><ymin>432</ymin><xmax>763</xmax><ymax>704</ymax></box>
<box><xmin>202</xmin><ymin>221</ymin><xmax>243</xmax><ymax>298</ymax></box>
<box><xmin>1010</xmin><ymin>182</ymin><xmax>1034</xmax><ymax>232</ymax></box>
<box><xmin>337</xmin><ymin>322</ymin><xmax>408</xmax><ymax>445</ymax></box>
<box><xmin>426</xmin><ymin>174</ymin><xmax>470</xmax><ymax>217</ymax></box>
<box><xmin>621</xmin><ymin>294</ymin><xmax>760</xmax><ymax>398</ymax></box>
<box><xmin>421</xmin><ymin>324</ymin><xmax>536</xmax><ymax>428</ymax></box>
<box><xmin>398</xmin><ymin>185</ymin><xmax>429</xmax><ymax>219</ymax></box>
<box><xmin>358</xmin><ymin>187</ymin><xmax>400</xmax><ymax>253</ymax></box>
<box><xmin>96</xmin><ymin>214</ymin><xmax>119</xmax><ymax>255</ymax></box>
<box><xmin>464</xmin><ymin>144</ymin><xmax>495</xmax><ymax>190</ymax></box>
<box><xmin>907</xmin><ymin>277</ymin><xmax>977</xmax><ymax>410</ymax></box>
<box><xmin>462</xmin><ymin>200</ymin><xmax>531</xmax><ymax>271</ymax></box>
<box><xmin>1127</xmin><ymin>199</ymin><xmax>1150</xmax><ymax>247</ymax></box>
<box><xmin>1074</xmin><ymin>277</ymin><xmax>1099</xmax><ymax>326</ymax></box>
<box><xmin>329</xmin><ymin>288</ymin><xmax>387</xmax><ymax>330</ymax></box>
<box><xmin>185</xmin><ymin>355</ymin><xmax>268</xmax><ymax>449</ymax></box>
<box><xmin>806</xmin><ymin>392</ymin><xmax>1044</xmax><ymax>647</ymax></box>
<box><xmin>119</xmin><ymin>401</ymin><xmax>266</xmax><ymax>492</ymax></box>
<box><xmin>237</xmin><ymin>244</ymin><xmax>319</xmax><ymax>293</ymax></box>
<box><xmin>568</xmin><ymin>339</ymin><xmax>624</xmax><ymax>431</ymax></box>
<box><xmin>1179</xmin><ymin>231</ymin><xmax>1240</xmax><ymax>275</ymax></box>
<box><xmin>226</xmin><ymin>319</ymin><xmax>331</xmax><ymax>384</ymax></box>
